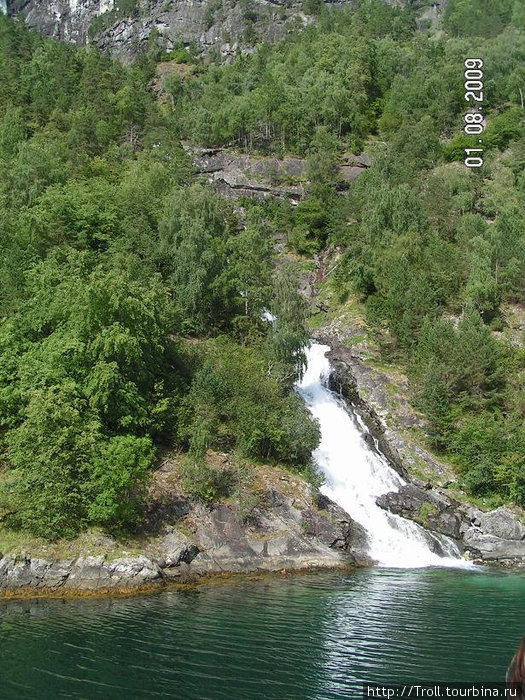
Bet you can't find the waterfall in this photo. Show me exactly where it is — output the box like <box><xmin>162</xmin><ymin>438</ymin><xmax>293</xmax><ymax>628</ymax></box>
<box><xmin>0</xmin><ymin>1</ymin><xmax>7</xmax><ymax>15</ymax></box>
<box><xmin>297</xmin><ymin>343</ymin><xmax>470</xmax><ymax>568</ymax></box>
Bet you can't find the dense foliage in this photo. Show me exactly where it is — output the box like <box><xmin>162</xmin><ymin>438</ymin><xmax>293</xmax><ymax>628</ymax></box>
<box><xmin>172</xmin><ymin>1</ymin><xmax>523</xmax><ymax>155</ymax></box>
<box><xmin>0</xmin><ymin>16</ymin><xmax>316</xmax><ymax>538</ymax></box>
<box><xmin>169</xmin><ymin>0</ymin><xmax>525</xmax><ymax>505</ymax></box>
<box><xmin>1</xmin><ymin>0</ymin><xmax>524</xmax><ymax>539</ymax></box>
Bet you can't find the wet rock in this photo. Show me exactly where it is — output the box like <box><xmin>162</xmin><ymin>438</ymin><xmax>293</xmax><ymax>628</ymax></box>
<box><xmin>375</xmin><ymin>483</ymin><xmax>525</xmax><ymax>564</ymax></box>
<box><xmin>376</xmin><ymin>483</ymin><xmax>464</xmax><ymax>540</ymax></box>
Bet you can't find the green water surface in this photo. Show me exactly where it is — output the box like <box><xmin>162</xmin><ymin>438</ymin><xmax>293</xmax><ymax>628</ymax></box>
<box><xmin>1</xmin><ymin>568</ymin><xmax>524</xmax><ymax>699</ymax></box>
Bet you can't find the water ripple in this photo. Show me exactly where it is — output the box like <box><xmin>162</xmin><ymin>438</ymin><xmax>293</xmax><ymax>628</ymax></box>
<box><xmin>1</xmin><ymin>569</ymin><xmax>524</xmax><ymax>699</ymax></box>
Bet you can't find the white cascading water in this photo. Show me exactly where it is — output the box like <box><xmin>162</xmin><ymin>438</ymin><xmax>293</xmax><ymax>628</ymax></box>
<box><xmin>297</xmin><ymin>343</ymin><xmax>469</xmax><ymax>568</ymax></box>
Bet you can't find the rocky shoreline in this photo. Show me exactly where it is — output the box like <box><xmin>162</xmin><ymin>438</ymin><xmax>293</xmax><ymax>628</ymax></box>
<box><xmin>318</xmin><ymin>333</ymin><xmax>525</xmax><ymax>567</ymax></box>
<box><xmin>0</xmin><ymin>464</ymin><xmax>370</xmax><ymax>599</ymax></box>
<box><xmin>4</xmin><ymin>330</ymin><xmax>525</xmax><ymax>599</ymax></box>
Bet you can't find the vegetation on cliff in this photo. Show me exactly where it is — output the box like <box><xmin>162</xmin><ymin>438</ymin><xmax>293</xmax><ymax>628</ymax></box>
<box><xmin>170</xmin><ymin>0</ymin><xmax>525</xmax><ymax>505</ymax></box>
<box><xmin>0</xmin><ymin>0</ymin><xmax>524</xmax><ymax>540</ymax></box>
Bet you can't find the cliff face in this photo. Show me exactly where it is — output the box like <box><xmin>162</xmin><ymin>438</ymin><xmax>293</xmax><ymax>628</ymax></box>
<box><xmin>2</xmin><ymin>0</ymin><xmax>347</xmax><ymax>61</ymax></box>
<box><xmin>5</xmin><ymin>0</ymin><xmax>114</xmax><ymax>44</ymax></box>
<box><xmin>2</xmin><ymin>0</ymin><xmax>427</xmax><ymax>62</ymax></box>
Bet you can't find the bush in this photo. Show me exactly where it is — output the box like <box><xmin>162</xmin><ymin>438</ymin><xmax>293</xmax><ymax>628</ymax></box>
<box><xmin>179</xmin><ymin>338</ymin><xmax>320</xmax><ymax>468</ymax></box>
<box><xmin>180</xmin><ymin>457</ymin><xmax>235</xmax><ymax>506</ymax></box>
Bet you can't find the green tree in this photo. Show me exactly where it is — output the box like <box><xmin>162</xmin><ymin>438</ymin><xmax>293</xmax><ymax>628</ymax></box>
<box><xmin>266</xmin><ymin>265</ymin><xmax>309</xmax><ymax>386</ymax></box>
<box><xmin>158</xmin><ymin>185</ymin><xmax>233</xmax><ymax>333</ymax></box>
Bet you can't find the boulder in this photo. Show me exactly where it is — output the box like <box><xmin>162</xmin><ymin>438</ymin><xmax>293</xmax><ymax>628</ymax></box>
<box><xmin>475</xmin><ymin>507</ymin><xmax>525</xmax><ymax>541</ymax></box>
<box><xmin>376</xmin><ymin>483</ymin><xmax>464</xmax><ymax>540</ymax></box>
<box><xmin>463</xmin><ymin>530</ymin><xmax>525</xmax><ymax>563</ymax></box>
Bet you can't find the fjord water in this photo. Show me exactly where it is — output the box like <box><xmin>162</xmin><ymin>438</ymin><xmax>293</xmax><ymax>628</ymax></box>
<box><xmin>297</xmin><ymin>343</ymin><xmax>463</xmax><ymax>567</ymax></box>
<box><xmin>2</xmin><ymin>569</ymin><xmax>525</xmax><ymax>699</ymax></box>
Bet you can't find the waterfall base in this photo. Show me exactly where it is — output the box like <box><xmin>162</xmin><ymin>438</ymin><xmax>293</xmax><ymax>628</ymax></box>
<box><xmin>297</xmin><ymin>343</ymin><xmax>472</xmax><ymax>569</ymax></box>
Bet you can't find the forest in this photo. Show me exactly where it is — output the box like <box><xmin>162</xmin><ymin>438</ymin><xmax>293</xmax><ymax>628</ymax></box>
<box><xmin>0</xmin><ymin>15</ymin><xmax>318</xmax><ymax>538</ymax></box>
<box><xmin>0</xmin><ymin>0</ymin><xmax>524</xmax><ymax>540</ymax></box>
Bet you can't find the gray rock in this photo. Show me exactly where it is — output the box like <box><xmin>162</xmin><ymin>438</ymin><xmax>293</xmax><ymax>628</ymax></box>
<box><xmin>2</xmin><ymin>0</ymin><xmax>331</xmax><ymax>62</ymax></box>
<box><xmin>186</xmin><ymin>483</ymin><xmax>370</xmax><ymax>574</ymax></box>
<box><xmin>188</xmin><ymin>147</ymin><xmax>367</xmax><ymax>203</ymax></box>
<box><xmin>463</xmin><ymin>530</ymin><xmax>525</xmax><ymax>563</ymax></box>
<box><xmin>5</xmin><ymin>1</ymin><xmax>440</xmax><ymax>63</ymax></box>
<box><xmin>108</xmin><ymin>556</ymin><xmax>162</xmax><ymax>586</ymax></box>
<box><xmin>376</xmin><ymin>483</ymin><xmax>464</xmax><ymax>540</ymax></box>
<box><xmin>40</xmin><ymin>560</ymin><xmax>75</xmax><ymax>587</ymax></box>
<box><xmin>66</xmin><ymin>555</ymin><xmax>110</xmax><ymax>590</ymax></box>
<box><xmin>476</xmin><ymin>507</ymin><xmax>525</xmax><ymax>541</ymax></box>
<box><xmin>0</xmin><ymin>555</ymin><xmax>33</xmax><ymax>588</ymax></box>
<box><xmin>157</xmin><ymin>530</ymin><xmax>200</xmax><ymax>568</ymax></box>
<box><xmin>376</xmin><ymin>479</ymin><xmax>525</xmax><ymax>564</ymax></box>
<box><xmin>375</xmin><ymin>477</ymin><xmax>525</xmax><ymax>564</ymax></box>
<box><xmin>0</xmin><ymin>477</ymin><xmax>367</xmax><ymax>595</ymax></box>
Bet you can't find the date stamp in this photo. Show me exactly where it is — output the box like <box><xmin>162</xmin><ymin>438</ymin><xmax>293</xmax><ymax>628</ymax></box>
<box><xmin>463</xmin><ymin>58</ymin><xmax>484</xmax><ymax>168</ymax></box>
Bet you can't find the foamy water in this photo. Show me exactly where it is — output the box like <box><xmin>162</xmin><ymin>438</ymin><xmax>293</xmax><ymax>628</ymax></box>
<box><xmin>297</xmin><ymin>343</ymin><xmax>472</xmax><ymax>568</ymax></box>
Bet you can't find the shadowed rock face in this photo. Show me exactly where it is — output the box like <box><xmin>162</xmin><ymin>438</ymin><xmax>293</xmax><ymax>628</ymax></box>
<box><xmin>377</xmin><ymin>483</ymin><xmax>464</xmax><ymax>540</ymax></box>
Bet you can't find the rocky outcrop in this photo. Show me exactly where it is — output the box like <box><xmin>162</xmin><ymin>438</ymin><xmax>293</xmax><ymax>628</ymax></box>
<box><xmin>184</xmin><ymin>492</ymin><xmax>370</xmax><ymax>575</ymax></box>
<box><xmin>377</xmin><ymin>482</ymin><xmax>464</xmax><ymax>540</ymax></box>
<box><xmin>0</xmin><ymin>552</ymin><xmax>164</xmax><ymax>593</ymax></box>
<box><xmin>0</xmin><ymin>466</ymin><xmax>368</xmax><ymax>597</ymax></box>
<box><xmin>3</xmin><ymin>0</ymin><xmax>341</xmax><ymax>62</ymax></box>
<box><xmin>3</xmin><ymin>1</ymin><xmax>439</xmax><ymax>62</ymax></box>
<box><xmin>5</xmin><ymin>0</ymin><xmax>115</xmax><ymax>44</ymax></box>
<box><xmin>461</xmin><ymin>506</ymin><xmax>525</xmax><ymax>564</ymax></box>
<box><xmin>377</xmin><ymin>483</ymin><xmax>525</xmax><ymax>565</ymax></box>
<box><xmin>189</xmin><ymin>147</ymin><xmax>368</xmax><ymax>202</ymax></box>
